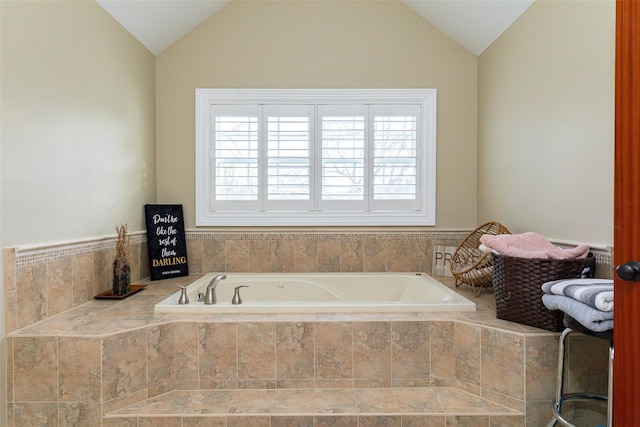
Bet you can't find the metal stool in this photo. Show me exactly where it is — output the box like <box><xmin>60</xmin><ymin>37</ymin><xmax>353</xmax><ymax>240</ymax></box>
<box><xmin>550</xmin><ymin>315</ymin><xmax>613</xmax><ymax>427</ymax></box>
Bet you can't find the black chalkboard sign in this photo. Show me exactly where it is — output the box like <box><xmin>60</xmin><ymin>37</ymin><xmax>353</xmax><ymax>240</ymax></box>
<box><xmin>144</xmin><ymin>204</ymin><xmax>189</xmax><ymax>280</ymax></box>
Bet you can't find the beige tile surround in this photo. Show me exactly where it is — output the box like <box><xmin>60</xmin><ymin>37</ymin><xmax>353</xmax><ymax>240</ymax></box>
<box><xmin>4</xmin><ymin>231</ymin><xmax>611</xmax><ymax>427</ymax></box>
<box><xmin>4</xmin><ymin>233</ymin><xmax>149</xmax><ymax>333</ymax></box>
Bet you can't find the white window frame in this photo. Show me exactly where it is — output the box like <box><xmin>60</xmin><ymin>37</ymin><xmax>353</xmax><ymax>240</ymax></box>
<box><xmin>195</xmin><ymin>88</ymin><xmax>436</xmax><ymax>226</ymax></box>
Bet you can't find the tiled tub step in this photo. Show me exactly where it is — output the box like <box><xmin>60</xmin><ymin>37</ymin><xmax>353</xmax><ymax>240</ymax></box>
<box><xmin>105</xmin><ymin>387</ymin><xmax>524</xmax><ymax>426</ymax></box>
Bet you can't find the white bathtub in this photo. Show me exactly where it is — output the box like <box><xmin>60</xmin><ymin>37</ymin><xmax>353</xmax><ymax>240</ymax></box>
<box><xmin>154</xmin><ymin>272</ymin><xmax>476</xmax><ymax>313</ymax></box>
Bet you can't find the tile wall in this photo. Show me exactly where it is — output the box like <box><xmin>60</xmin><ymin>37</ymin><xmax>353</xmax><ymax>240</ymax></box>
<box><xmin>3</xmin><ymin>230</ymin><xmax>612</xmax><ymax>427</ymax></box>
<box><xmin>6</xmin><ymin>314</ymin><xmax>610</xmax><ymax>427</ymax></box>
<box><xmin>4</xmin><ymin>231</ymin><xmax>465</xmax><ymax>334</ymax></box>
<box><xmin>184</xmin><ymin>232</ymin><xmax>464</xmax><ymax>276</ymax></box>
<box><xmin>4</xmin><ymin>318</ymin><xmax>527</xmax><ymax>425</ymax></box>
<box><xmin>3</xmin><ymin>233</ymin><xmax>149</xmax><ymax>334</ymax></box>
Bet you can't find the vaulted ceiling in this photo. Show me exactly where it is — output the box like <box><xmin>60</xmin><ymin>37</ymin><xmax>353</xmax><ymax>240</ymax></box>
<box><xmin>96</xmin><ymin>0</ymin><xmax>534</xmax><ymax>56</ymax></box>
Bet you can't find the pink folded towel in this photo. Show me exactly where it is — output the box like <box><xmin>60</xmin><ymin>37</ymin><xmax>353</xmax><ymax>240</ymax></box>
<box><xmin>479</xmin><ymin>232</ymin><xmax>590</xmax><ymax>259</ymax></box>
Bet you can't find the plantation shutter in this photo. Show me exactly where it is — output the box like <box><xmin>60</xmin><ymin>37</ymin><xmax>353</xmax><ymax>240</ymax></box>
<box><xmin>210</xmin><ymin>105</ymin><xmax>261</xmax><ymax>211</ymax></box>
<box><xmin>318</xmin><ymin>105</ymin><xmax>367</xmax><ymax>211</ymax></box>
<box><xmin>196</xmin><ymin>88</ymin><xmax>436</xmax><ymax>225</ymax></box>
<box><xmin>370</xmin><ymin>105</ymin><xmax>421</xmax><ymax>211</ymax></box>
<box><xmin>263</xmin><ymin>105</ymin><xmax>314</xmax><ymax>211</ymax></box>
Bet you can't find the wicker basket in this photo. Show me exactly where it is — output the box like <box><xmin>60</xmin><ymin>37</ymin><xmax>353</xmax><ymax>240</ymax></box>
<box><xmin>491</xmin><ymin>252</ymin><xmax>596</xmax><ymax>332</ymax></box>
<box><xmin>450</xmin><ymin>221</ymin><xmax>511</xmax><ymax>297</ymax></box>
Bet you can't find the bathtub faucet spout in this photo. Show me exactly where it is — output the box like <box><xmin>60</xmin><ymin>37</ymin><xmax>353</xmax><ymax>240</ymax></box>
<box><xmin>204</xmin><ymin>274</ymin><xmax>226</xmax><ymax>304</ymax></box>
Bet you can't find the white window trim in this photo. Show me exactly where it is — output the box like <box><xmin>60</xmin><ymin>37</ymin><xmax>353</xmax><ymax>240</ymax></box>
<box><xmin>195</xmin><ymin>88</ymin><xmax>437</xmax><ymax>226</ymax></box>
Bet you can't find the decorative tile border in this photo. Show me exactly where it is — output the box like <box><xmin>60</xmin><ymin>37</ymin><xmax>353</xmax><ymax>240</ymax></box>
<box><xmin>186</xmin><ymin>231</ymin><xmax>469</xmax><ymax>241</ymax></box>
<box><xmin>14</xmin><ymin>232</ymin><xmax>147</xmax><ymax>268</ymax></box>
<box><xmin>592</xmin><ymin>248</ymin><xmax>613</xmax><ymax>268</ymax></box>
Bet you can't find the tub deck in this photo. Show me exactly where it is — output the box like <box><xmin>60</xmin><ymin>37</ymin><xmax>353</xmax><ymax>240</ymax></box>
<box><xmin>8</xmin><ymin>273</ymin><xmax>563</xmax><ymax>427</ymax></box>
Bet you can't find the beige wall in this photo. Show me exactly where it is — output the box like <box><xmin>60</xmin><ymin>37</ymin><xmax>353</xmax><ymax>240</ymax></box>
<box><xmin>0</xmin><ymin>0</ymin><xmax>618</xmax><ymax>423</ymax></box>
<box><xmin>1</xmin><ymin>0</ymin><xmax>157</xmax><ymax>248</ymax></box>
<box><xmin>1</xmin><ymin>2</ymin><xmax>156</xmax><ymax>423</ymax></box>
<box><xmin>478</xmin><ymin>0</ymin><xmax>615</xmax><ymax>247</ymax></box>
<box><xmin>156</xmin><ymin>0</ymin><xmax>478</xmax><ymax>231</ymax></box>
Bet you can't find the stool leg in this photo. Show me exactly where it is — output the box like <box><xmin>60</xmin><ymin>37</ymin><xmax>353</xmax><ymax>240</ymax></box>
<box><xmin>552</xmin><ymin>328</ymin><xmax>611</xmax><ymax>427</ymax></box>
<box><xmin>552</xmin><ymin>328</ymin><xmax>573</xmax><ymax>427</ymax></box>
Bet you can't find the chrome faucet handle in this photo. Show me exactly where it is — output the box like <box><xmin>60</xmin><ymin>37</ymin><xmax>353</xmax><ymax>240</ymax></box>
<box><xmin>232</xmin><ymin>285</ymin><xmax>249</xmax><ymax>305</ymax></box>
<box><xmin>177</xmin><ymin>285</ymin><xmax>189</xmax><ymax>304</ymax></box>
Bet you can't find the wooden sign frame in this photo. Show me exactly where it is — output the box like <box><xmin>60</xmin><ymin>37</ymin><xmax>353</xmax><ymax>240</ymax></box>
<box><xmin>144</xmin><ymin>204</ymin><xmax>189</xmax><ymax>280</ymax></box>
